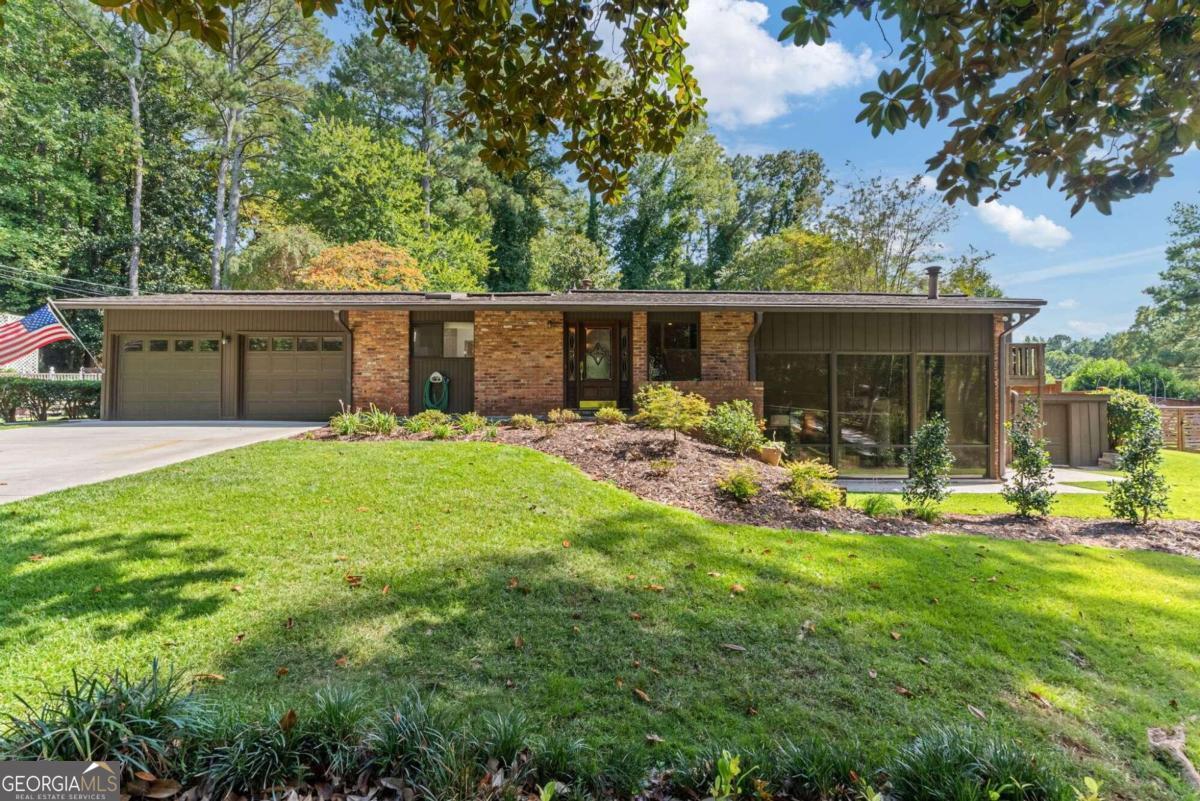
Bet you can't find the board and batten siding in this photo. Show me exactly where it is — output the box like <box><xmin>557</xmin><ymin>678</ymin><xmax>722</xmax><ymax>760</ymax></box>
<box><xmin>104</xmin><ymin>308</ymin><xmax>348</xmax><ymax>420</ymax></box>
<box><xmin>756</xmin><ymin>311</ymin><xmax>994</xmax><ymax>354</ymax></box>
<box><xmin>409</xmin><ymin>310</ymin><xmax>475</xmax><ymax>414</ymax></box>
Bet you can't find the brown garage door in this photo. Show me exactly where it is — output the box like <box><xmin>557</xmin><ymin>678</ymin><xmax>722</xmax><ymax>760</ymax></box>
<box><xmin>1044</xmin><ymin>403</ymin><xmax>1069</xmax><ymax>465</ymax></box>
<box><xmin>117</xmin><ymin>335</ymin><xmax>222</xmax><ymax>419</ymax></box>
<box><xmin>243</xmin><ymin>334</ymin><xmax>347</xmax><ymax>420</ymax></box>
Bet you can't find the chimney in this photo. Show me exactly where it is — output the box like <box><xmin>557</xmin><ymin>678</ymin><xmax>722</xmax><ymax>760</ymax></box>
<box><xmin>925</xmin><ymin>266</ymin><xmax>941</xmax><ymax>300</ymax></box>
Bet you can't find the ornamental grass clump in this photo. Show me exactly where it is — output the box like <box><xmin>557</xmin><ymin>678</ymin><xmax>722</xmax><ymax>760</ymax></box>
<box><xmin>330</xmin><ymin>403</ymin><xmax>362</xmax><ymax>437</ymax></box>
<box><xmin>632</xmin><ymin>384</ymin><xmax>710</xmax><ymax>443</ymax></box>
<box><xmin>509</xmin><ymin>414</ymin><xmax>538</xmax><ymax>430</ymax></box>
<box><xmin>1106</xmin><ymin>404</ymin><xmax>1170</xmax><ymax>524</ymax></box>
<box><xmin>360</xmin><ymin>405</ymin><xmax>398</xmax><ymax>436</ymax></box>
<box><xmin>1002</xmin><ymin>397</ymin><xmax>1056</xmax><ymax>517</ymax></box>
<box><xmin>456</xmin><ymin>412</ymin><xmax>487</xmax><ymax>435</ymax></box>
<box><xmin>902</xmin><ymin>415</ymin><xmax>954</xmax><ymax>518</ymax></box>
<box><xmin>547</xmin><ymin>408</ymin><xmax>581</xmax><ymax>424</ymax></box>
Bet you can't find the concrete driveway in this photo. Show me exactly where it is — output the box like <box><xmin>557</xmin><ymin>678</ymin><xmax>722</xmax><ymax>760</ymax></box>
<box><xmin>0</xmin><ymin>420</ymin><xmax>319</xmax><ymax>503</ymax></box>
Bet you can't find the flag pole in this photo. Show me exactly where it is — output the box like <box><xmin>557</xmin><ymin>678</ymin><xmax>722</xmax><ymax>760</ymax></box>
<box><xmin>45</xmin><ymin>297</ymin><xmax>101</xmax><ymax>368</ymax></box>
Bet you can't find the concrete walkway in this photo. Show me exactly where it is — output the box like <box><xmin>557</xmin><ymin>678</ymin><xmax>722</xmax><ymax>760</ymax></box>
<box><xmin>0</xmin><ymin>420</ymin><xmax>319</xmax><ymax>503</ymax></box>
<box><xmin>839</xmin><ymin>466</ymin><xmax>1118</xmax><ymax>495</ymax></box>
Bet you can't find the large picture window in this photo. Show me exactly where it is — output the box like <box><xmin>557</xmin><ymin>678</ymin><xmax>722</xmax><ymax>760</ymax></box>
<box><xmin>916</xmin><ymin>355</ymin><xmax>988</xmax><ymax>474</ymax></box>
<box><xmin>758</xmin><ymin>353</ymin><xmax>830</xmax><ymax>459</ymax></box>
<box><xmin>836</xmin><ymin>354</ymin><xmax>909</xmax><ymax>475</ymax></box>
<box><xmin>413</xmin><ymin>321</ymin><xmax>474</xmax><ymax>358</ymax></box>
<box><xmin>648</xmin><ymin>313</ymin><xmax>700</xmax><ymax>381</ymax></box>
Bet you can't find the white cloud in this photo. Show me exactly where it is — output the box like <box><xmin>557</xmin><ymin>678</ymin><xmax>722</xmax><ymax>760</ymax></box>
<box><xmin>1005</xmin><ymin>245</ymin><xmax>1164</xmax><ymax>287</ymax></box>
<box><xmin>1055</xmin><ymin>298</ymin><xmax>1079</xmax><ymax>309</ymax></box>
<box><xmin>1068</xmin><ymin>319</ymin><xmax>1121</xmax><ymax>337</ymax></box>
<box><xmin>684</xmin><ymin>0</ymin><xmax>875</xmax><ymax>128</ymax></box>
<box><xmin>977</xmin><ymin>201</ymin><xmax>1072</xmax><ymax>250</ymax></box>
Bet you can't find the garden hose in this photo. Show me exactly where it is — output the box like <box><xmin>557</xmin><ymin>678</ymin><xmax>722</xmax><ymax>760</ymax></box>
<box><xmin>423</xmin><ymin>373</ymin><xmax>450</xmax><ymax>411</ymax></box>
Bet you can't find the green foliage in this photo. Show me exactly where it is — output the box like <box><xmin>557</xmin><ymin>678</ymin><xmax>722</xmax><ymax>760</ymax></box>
<box><xmin>860</xmin><ymin>494</ymin><xmax>899</xmax><ymax>518</ymax></box>
<box><xmin>1106</xmin><ymin>405</ymin><xmax>1170</xmax><ymax>525</ymax></box>
<box><xmin>785</xmin><ymin>459</ymin><xmax>843</xmax><ymax>510</ymax></box>
<box><xmin>508</xmin><ymin>414</ymin><xmax>537</xmax><ymax>430</ymax></box>
<box><xmin>430</xmin><ymin>423</ymin><xmax>454</xmax><ymax>440</ymax></box>
<box><xmin>1072</xmin><ymin>777</ymin><xmax>1104</xmax><ymax>801</ymax></box>
<box><xmin>456</xmin><ymin>412</ymin><xmax>487</xmax><ymax>435</ymax></box>
<box><xmin>771</xmin><ymin>737</ymin><xmax>865</xmax><ymax>801</ymax></box>
<box><xmin>702</xmin><ymin>400</ymin><xmax>766</xmax><ymax>455</ymax></box>
<box><xmin>0</xmin><ymin>376</ymin><xmax>100</xmax><ymax>422</ymax></box>
<box><xmin>529</xmin><ymin>230</ymin><xmax>613</xmax><ymax>291</ymax></box>
<box><xmin>1002</xmin><ymin>397</ymin><xmax>1056</xmax><ymax>518</ymax></box>
<box><xmin>547</xmin><ymin>408</ymin><xmax>581</xmax><ymax>425</ymax></box>
<box><xmin>907</xmin><ymin>503</ymin><xmax>941</xmax><ymax>523</ymax></box>
<box><xmin>593</xmin><ymin>407</ymin><xmax>627</xmax><ymax>425</ymax></box>
<box><xmin>229</xmin><ymin>226</ymin><xmax>328</xmax><ymax>289</ymax></box>
<box><xmin>903</xmin><ymin>415</ymin><xmax>954</xmax><ymax>512</ymax></box>
<box><xmin>717</xmin><ymin>466</ymin><xmax>761</xmax><ymax>504</ymax></box>
<box><xmin>1062</xmin><ymin>358</ymin><xmax>1198</xmax><ymax>400</ymax></box>
<box><xmin>780</xmin><ymin>1</ymin><xmax>1200</xmax><ymax>213</ymax></box>
<box><xmin>304</xmin><ymin>688</ymin><xmax>368</xmax><ymax>779</ymax></box>
<box><xmin>329</xmin><ymin>404</ymin><xmax>362</xmax><ymax>437</ymax></box>
<box><xmin>632</xmin><ymin>384</ymin><xmax>711</xmax><ymax>443</ymax></box>
<box><xmin>404</xmin><ymin>409</ymin><xmax>450</xmax><ymax>433</ymax></box>
<box><xmin>0</xmin><ymin>661</ymin><xmax>208</xmax><ymax>779</ymax></box>
<box><xmin>1106</xmin><ymin>388</ymin><xmax>1158</xmax><ymax>449</ymax></box>
<box><xmin>718</xmin><ymin>228</ymin><xmax>837</xmax><ymax>291</ymax></box>
<box><xmin>360</xmin><ymin>405</ymin><xmax>399</xmax><ymax>436</ymax></box>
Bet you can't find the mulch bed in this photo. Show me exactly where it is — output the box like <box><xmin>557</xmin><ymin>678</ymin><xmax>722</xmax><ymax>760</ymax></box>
<box><xmin>303</xmin><ymin>422</ymin><xmax>1200</xmax><ymax>559</ymax></box>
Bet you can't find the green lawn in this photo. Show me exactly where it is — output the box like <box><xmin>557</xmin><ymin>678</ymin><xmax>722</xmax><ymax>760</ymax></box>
<box><xmin>2</xmin><ymin>441</ymin><xmax>1199</xmax><ymax>798</ymax></box>
<box><xmin>849</xmin><ymin>449</ymin><xmax>1200</xmax><ymax>519</ymax></box>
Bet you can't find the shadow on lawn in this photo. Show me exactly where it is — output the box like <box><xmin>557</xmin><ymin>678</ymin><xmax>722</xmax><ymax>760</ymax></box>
<box><xmin>196</xmin><ymin>502</ymin><xmax>1200</xmax><ymax>796</ymax></box>
<box><xmin>0</xmin><ymin>509</ymin><xmax>240</xmax><ymax>646</ymax></box>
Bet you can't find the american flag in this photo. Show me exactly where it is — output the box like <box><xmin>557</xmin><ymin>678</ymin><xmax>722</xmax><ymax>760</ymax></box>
<box><xmin>0</xmin><ymin>305</ymin><xmax>73</xmax><ymax>364</ymax></box>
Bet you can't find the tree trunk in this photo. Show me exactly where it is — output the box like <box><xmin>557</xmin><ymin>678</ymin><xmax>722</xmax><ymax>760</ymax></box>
<box><xmin>127</xmin><ymin>27</ymin><xmax>143</xmax><ymax>296</ymax></box>
<box><xmin>419</xmin><ymin>78</ymin><xmax>434</xmax><ymax>232</ymax></box>
<box><xmin>222</xmin><ymin>136</ymin><xmax>244</xmax><ymax>281</ymax></box>
<box><xmin>210</xmin><ymin>133</ymin><xmax>230</xmax><ymax>289</ymax></box>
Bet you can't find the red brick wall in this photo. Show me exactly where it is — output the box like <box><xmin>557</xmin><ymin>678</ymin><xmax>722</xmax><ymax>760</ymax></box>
<box><xmin>631</xmin><ymin>311</ymin><xmax>648</xmax><ymax>398</ymax></box>
<box><xmin>348</xmin><ymin>310</ymin><xmax>409</xmax><ymax>415</ymax></box>
<box><xmin>474</xmin><ymin>310</ymin><xmax>563</xmax><ymax>415</ymax></box>
<box><xmin>701</xmin><ymin>311</ymin><xmax>754</xmax><ymax>380</ymax></box>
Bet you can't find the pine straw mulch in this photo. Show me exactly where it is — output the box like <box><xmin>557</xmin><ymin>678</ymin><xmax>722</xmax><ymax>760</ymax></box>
<box><xmin>303</xmin><ymin>422</ymin><xmax>1200</xmax><ymax>559</ymax></box>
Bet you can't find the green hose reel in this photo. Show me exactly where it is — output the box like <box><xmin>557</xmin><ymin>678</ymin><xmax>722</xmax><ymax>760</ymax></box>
<box><xmin>423</xmin><ymin>371</ymin><xmax>450</xmax><ymax>411</ymax></box>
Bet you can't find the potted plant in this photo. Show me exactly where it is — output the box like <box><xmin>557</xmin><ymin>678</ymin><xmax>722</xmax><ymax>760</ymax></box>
<box><xmin>759</xmin><ymin>437</ymin><xmax>786</xmax><ymax>466</ymax></box>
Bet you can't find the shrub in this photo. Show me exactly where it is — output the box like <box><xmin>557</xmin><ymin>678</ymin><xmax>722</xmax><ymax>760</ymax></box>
<box><xmin>860</xmin><ymin>494</ymin><xmax>899</xmax><ymax>518</ymax></box>
<box><xmin>887</xmin><ymin>725</ymin><xmax>1069</xmax><ymax>801</ymax></box>
<box><xmin>360</xmin><ymin>405</ymin><xmax>398</xmax><ymax>436</ymax></box>
<box><xmin>0</xmin><ymin>375</ymin><xmax>101</xmax><ymax>422</ymax></box>
<box><xmin>430</xmin><ymin>423</ymin><xmax>454</xmax><ymax>440</ymax></box>
<box><xmin>771</xmin><ymin>737</ymin><xmax>866</xmax><ymax>801</ymax></box>
<box><xmin>902</xmin><ymin>415</ymin><xmax>954</xmax><ymax>514</ymax></box>
<box><xmin>717</xmin><ymin>465</ymin><xmax>760</xmax><ymax>503</ymax></box>
<box><xmin>702</xmin><ymin>400</ymin><xmax>765</xmax><ymax>455</ymax></box>
<box><xmin>509</xmin><ymin>413</ymin><xmax>538</xmax><ymax>430</ymax></box>
<box><xmin>1002</xmin><ymin>397</ymin><xmax>1056</xmax><ymax>517</ymax></box>
<box><xmin>632</xmin><ymin>384</ymin><xmax>710</xmax><ymax>443</ymax></box>
<box><xmin>785</xmin><ymin>459</ymin><xmax>843</xmax><ymax>510</ymax></box>
<box><xmin>594</xmin><ymin>406</ymin><xmax>627</xmax><ymax>425</ymax></box>
<box><xmin>405</xmin><ymin>409</ymin><xmax>450</xmax><ymax>433</ymax></box>
<box><xmin>484</xmin><ymin>425</ymin><xmax>499</xmax><ymax>440</ymax></box>
<box><xmin>1106</xmin><ymin>404</ymin><xmax>1170</xmax><ymax>524</ymax></box>
<box><xmin>0</xmin><ymin>661</ymin><xmax>209</xmax><ymax>780</ymax></box>
<box><xmin>648</xmin><ymin>458</ymin><xmax>676</xmax><ymax>476</ymax></box>
<box><xmin>304</xmin><ymin>688</ymin><xmax>368</xmax><ymax>780</ymax></box>
<box><xmin>547</xmin><ymin>408</ymin><xmax>581</xmax><ymax>424</ymax></box>
<box><xmin>366</xmin><ymin>690</ymin><xmax>451</xmax><ymax>793</ymax></box>
<box><xmin>1105</xmin><ymin>387</ymin><xmax>1155</xmax><ymax>449</ymax></box>
<box><xmin>200</xmin><ymin>714</ymin><xmax>308</xmax><ymax>797</ymax></box>
<box><xmin>329</xmin><ymin>404</ymin><xmax>362</xmax><ymax>437</ymax></box>
<box><xmin>456</xmin><ymin>412</ymin><xmax>487</xmax><ymax>434</ymax></box>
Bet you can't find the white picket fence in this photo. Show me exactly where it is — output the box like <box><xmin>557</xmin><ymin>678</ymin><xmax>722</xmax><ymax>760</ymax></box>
<box><xmin>19</xmin><ymin>371</ymin><xmax>102</xmax><ymax>381</ymax></box>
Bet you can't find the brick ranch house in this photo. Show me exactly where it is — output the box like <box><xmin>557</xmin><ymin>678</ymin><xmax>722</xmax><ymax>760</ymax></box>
<box><xmin>58</xmin><ymin>278</ymin><xmax>1047</xmax><ymax>478</ymax></box>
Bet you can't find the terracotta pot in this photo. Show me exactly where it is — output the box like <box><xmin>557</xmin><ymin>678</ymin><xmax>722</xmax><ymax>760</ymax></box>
<box><xmin>759</xmin><ymin>445</ymin><xmax>784</xmax><ymax>466</ymax></box>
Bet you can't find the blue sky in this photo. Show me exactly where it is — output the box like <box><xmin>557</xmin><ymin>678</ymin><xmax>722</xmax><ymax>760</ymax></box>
<box><xmin>322</xmin><ymin>2</ymin><xmax>1200</xmax><ymax>340</ymax></box>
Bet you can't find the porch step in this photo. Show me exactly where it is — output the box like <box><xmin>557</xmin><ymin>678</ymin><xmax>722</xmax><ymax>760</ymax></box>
<box><xmin>1098</xmin><ymin>451</ymin><xmax>1120</xmax><ymax>469</ymax></box>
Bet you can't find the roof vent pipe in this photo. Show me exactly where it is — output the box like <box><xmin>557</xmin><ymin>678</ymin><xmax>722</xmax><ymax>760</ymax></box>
<box><xmin>925</xmin><ymin>266</ymin><xmax>941</xmax><ymax>299</ymax></box>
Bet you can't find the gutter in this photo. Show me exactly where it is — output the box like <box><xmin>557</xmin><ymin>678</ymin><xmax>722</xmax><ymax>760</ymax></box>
<box><xmin>748</xmin><ymin>311</ymin><xmax>764</xmax><ymax>381</ymax></box>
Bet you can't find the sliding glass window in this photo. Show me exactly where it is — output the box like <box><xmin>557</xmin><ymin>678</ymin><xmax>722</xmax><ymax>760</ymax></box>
<box><xmin>836</xmin><ymin>355</ymin><xmax>909</xmax><ymax>475</ymax></box>
<box><xmin>758</xmin><ymin>354</ymin><xmax>830</xmax><ymax>459</ymax></box>
<box><xmin>916</xmin><ymin>355</ymin><xmax>988</xmax><ymax>475</ymax></box>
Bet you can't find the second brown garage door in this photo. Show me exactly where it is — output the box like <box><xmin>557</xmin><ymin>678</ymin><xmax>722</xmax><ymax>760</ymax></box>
<box><xmin>243</xmin><ymin>334</ymin><xmax>348</xmax><ymax>420</ymax></box>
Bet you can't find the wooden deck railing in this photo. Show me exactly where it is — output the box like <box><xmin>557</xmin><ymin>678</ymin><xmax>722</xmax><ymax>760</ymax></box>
<box><xmin>1008</xmin><ymin>342</ymin><xmax>1044</xmax><ymax>384</ymax></box>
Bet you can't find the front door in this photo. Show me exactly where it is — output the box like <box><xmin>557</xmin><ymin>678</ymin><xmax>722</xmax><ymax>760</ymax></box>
<box><xmin>565</xmin><ymin>319</ymin><xmax>628</xmax><ymax>408</ymax></box>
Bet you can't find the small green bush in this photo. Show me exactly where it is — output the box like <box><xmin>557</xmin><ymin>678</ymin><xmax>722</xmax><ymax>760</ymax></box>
<box><xmin>593</xmin><ymin>406</ymin><xmax>627</xmax><ymax>425</ymax></box>
<box><xmin>902</xmin><ymin>415</ymin><xmax>954</xmax><ymax>515</ymax></box>
<box><xmin>509</xmin><ymin>414</ymin><xmax>538</xmax><ymax>430</ymax></box>
<box><xmin>717</xmin><ymin>465</ymin><xmax>760</xmax><ymax>503</ymax></box>
<box><xmin>860</xmin><ymin>494</ymin><xmax>899</xmax><ymax>518</ymax></box>
<box><xmin>430</xmin><ymin>423</ymin><xmax>454</xmax><ymax>440</ymax></box>
<box><xmin>785</xmin><ymin>459</ymin><xmax>843</xmax><ymax>510</ymax></box>
<box><xmin>1002</xmin><ymin>397</ymin><xmax>1056</xmax><ymax>518</ymax></box>
<box><xmin>1106</xmin><ymin>404</ymin><xmax>1170</xmax><ymax>524</ymax></box>
<box><xmin>547</xmin><ymin>408</ymin><xmax>581</xmax><ymax>424</ymax></box>
<box><xmin>456</xmin><ymin>412</ymin><xmax>487</xmax><ymax>434</ymax></box>
<box><xmin>1105</xmin><ymin>387</ymin><xmax>1155</xmax><ymax>449</ymax></box>
<box><xmin>702</xmin><ymin>399</ymin><xmax>765</xmax><ymax>455</ymax></box>
<box><xmin>484</xmin><ymin>425</ymin><xmax>499</xmax><ymax>440</ymax></box>
<box><xmin>907</xmin><ymin>503</ymin><xmax>940</xmax><ymax>523</ymax></box>
<box><xmin>360</xmin><ymin>405</ymin><xmax>398</xmax><ymax>436</ymax></box>
<box><xmin>329</xmin><ymin>405</ymin><xmax>362</xmax><ymax>437</ymax></box>
<box><xmin>0</xmin><ymin>375</ymin><xmax>101</xmax><ymax>422</ymax></box>
<box><xmin>632</xmin><ymin>384</ymin><xmax>710</xmax><ymax>443</ymax></box>
<box><xmin>404</xmin><ymin>409</ymin><xmax>450</xmax><ymax>433</ymax></box>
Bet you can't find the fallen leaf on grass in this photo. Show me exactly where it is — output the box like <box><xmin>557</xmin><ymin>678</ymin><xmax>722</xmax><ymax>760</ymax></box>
<box><xmin>230</xmin><ymin>585</ymin><xmax>243</xmax><ymax>593</ymax></box>
<box><xmin>707</xmin><ymin>571</ymin><xmax>721</xmax><ymax>577</ymax></box>
<box><xmin>93</xmin><ymin>585</ymin><xmax>102</xmax><ymax>593</ymax></box>
<box><xmin>284</xmin><ymin>617</ymin><xmax>295</xmax><ymax>630</ymax></box>
<box><xmin>868</xmin><ymin>669</ymin><xmax>877</xmax><ymax>679</ymax></box>
<box><xmin>276</xmin><ymin>667</ymin><xmax>289</xmax><ymax>678</ymax></box>
<box><xmin>890</xmin><ymin>631</ymin><xmax>902</xmax><ymax>640</ymax></box>
<box><xmin>382</xmin><ymin>584</ymin><xmax>390</xmax><ymax>595</ymax></box>
<box><xmin>967</xmin><ymin>704</ymin><xmax>986</xmax><ymax>720</ymax></box>
<box><xmin>134</xmin><ymin>772</ymin><xmax>157</xmax><ymax>782</ymax></box>
<box><xmin>355</xmin><ymin>506</ymin><xmax>369</xmax><ymax>512</ymax></box>
<box><xmin>719</xmin><ymin>643</ymin><xmax>746</xmax><ymax>652</ymax></box>
<box><xmin>142</xmin><ymin>779</ymin><xmax>182</xmax><ymax>798</ymax></box>
<box><xmin>1028</xmin><ymin>691</ymin><xmax>1053</xmax><ymax>710</ymax></box>
<box><xmin>562</xmin><ymin>540</ymin><xmax>571</xmax><ymax>548</ymax></box>
<box><xmin>233</xmin><ymin>632</ymin><xmax>245</xmax><ymax>643</ymax></box>
<box><xmin>194</xmin><ymin>673</ymin><xmax>225</xmax><ymax>683</ymax></box>
<box><xmin>644</xmin><ymin>583</ymin><xmax>664</xmax><ymax>592</ymax></box>
<box><xmin>645</xmin><ymin>733</ymin><xmax>664</xmax><ymax>744</ymax></box>
<box><xmin>279</xmin><ymin>709</ymin><xmax>298</xmax><ymax>731</ymax></box>
<box><xmin>629</xmin><ymin>612</ymin><xmax>643</xmax><ymax>621</ymax></box>
<box><xmin>894</xmin><ymin>685</ymin><xmax>913</xmax><ymax>698</ymax></box>
<box><xmin>868</xmin><ymin>582</ymin><xmax>881</xmax><ymax>590</ymax></box>
<box><xmin>334</xmin><ymin>555</ymin><xmax>348</xmax><ymax>562</ymax></box>
<box><xmin>633</xmin><ymin>688</ymin><xmax>651</xmax><ymax>703</ymax></box>
<box><xmin>746</xmin><ymin>706</ymin><xmax>758</xmax><ymax>717</ymax></box>
<box><xmin>344</xmin><ymin>574</ymin><xmax>364</xmax><ymax>588</ymax></box>
<box><xmin>729</xmin><ymin>583</ymin><xmax>745</xmax><ymax>594</ymax></box>
<box><xmin>615</xmin><ymin>677</ymin><xmax>624</xmax><ymax>688</ymax></box>
<box><xmin>917</xmin><ymin>656</ymin><xmax>930</xmax><ymax>666</ymax></box>
<box><xmin>513</xmin><ymin>635</ymin><xmax>525</xmax><ymax>650</ymax></box>
<box><xmin>27</xmin><ymin>554</ymin><xmax>44</xmax><ymax>562</ymax></box>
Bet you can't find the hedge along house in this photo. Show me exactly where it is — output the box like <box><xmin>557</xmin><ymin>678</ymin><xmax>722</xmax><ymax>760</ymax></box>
<box><xmin>56</xmin><ymin>277</ymin><xmax>1044</xmax><ymax>478</ymax></box>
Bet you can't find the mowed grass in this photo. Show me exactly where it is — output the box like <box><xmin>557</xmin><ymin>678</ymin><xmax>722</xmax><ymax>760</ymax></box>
<box><xmin>2</xmin><ymin>441</ymin><xmax>1200</xmax><ymax>798</ymax></box>
<box><xmin>849</xmin><ymin>449</ymin><xmax>1200</xmax><ymax>519</ymax></box>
